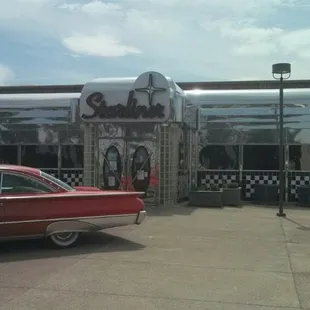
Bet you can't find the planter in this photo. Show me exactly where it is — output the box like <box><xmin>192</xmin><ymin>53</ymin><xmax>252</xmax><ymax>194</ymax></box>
<box><xmin>297</xmin><ymin>186</ymin><xmax>310</xmax><ymax>206</ymax></box>
<box><xmin>253</xmin><ymin>184</ymin><xmax>279</xmax><ymax>204</ymax></box>
<box><xmin>189</xmin><ymin>190</ymin><xmax>223</xmax><ymax>208</ymax></box>
<box><xmin>222</xmin><ymin>187</ymin><xmax>241</xmax><ymax>206</ymax></box>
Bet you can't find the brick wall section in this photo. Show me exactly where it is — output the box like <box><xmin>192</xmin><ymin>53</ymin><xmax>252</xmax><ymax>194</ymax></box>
<box><xmin>1</xmin><ymin>79</ymin><xmax>310</xmax><ymax>94</ymax></box>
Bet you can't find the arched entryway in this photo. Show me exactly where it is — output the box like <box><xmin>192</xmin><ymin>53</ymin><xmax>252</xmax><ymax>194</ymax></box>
<box><xmin>103</xmin><ymin>145</ymin><xmax>122</xmax><ymax>190</ymax></box>
<box><xmin>131</xmin><ymin>146</ymin><xmax>151</xmax><ymax>193</ymax></box>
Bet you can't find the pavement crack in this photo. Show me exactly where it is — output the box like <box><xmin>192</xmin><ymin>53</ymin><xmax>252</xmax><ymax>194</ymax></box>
<box><xmin>22</xmin><ymin>287</ymin><xmax>302</xmax><ymax>309</ymax></box>
<box><xmin>73</xmin><ymin>256</ymin><xmax>293</xmax><ymax>274</ymax></box>
<box><xmin>279</xmin><ymin>218</ymin><xmax>302</xmax><ymax>310</ymax></box>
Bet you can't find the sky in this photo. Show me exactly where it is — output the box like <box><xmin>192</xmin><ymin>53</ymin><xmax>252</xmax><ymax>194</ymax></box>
<box><xmin>0</xmin><ymin>0</ymin><xmax>310</xmax><ymax>85</ymax></box>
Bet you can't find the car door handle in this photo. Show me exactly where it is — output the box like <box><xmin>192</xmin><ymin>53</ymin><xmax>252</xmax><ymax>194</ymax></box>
<box><xmin>0</xmin><ymin>202</ymin><xmax>3</xmax><ymax>208</ymax></box>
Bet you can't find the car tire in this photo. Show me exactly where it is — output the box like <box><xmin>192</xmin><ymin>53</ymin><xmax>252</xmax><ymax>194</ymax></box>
<box><xmin>48</xmin><ymin>232</ymin><xmax>80</xmax><ymax>249</ymax></box>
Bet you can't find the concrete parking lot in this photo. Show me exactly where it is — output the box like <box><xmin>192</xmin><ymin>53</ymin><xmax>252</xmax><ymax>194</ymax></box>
<box><xmin>1</xmin><ymin>204</ymin><xmax>310</xmax><ymax>309</ymax></box>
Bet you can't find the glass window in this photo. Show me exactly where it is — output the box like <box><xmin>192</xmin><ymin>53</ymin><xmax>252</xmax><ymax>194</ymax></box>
<box><xmin>1</xmin><ymin>173</ymin><xmax>54</xmax><ymax>194</ymax></box>
<box><xmin>40</xmin><ymin>171</ymin><xmax>75</xmax><ymax>191</ymax></box>
<box><xmin>21</xmin><ymin>145</ymin><xmax>58</xmax><ymax>168</ymax></box>
<box><xmin>243</xmin><ymin>145</ymin><xmax>282</xmax><ymax>170</ymax></box>
<box><xmin>288</xmin><ymin>145</ymin><xmax>310</xmax><ymax>170</ymax></box>
<box><xmin>0</xmin><ymin>146</ymin><xmax>18</xmax><ymax>164</ymax></box>
<box><xmin>61</xmin><ymin>145</ymin><xmax>83</xmax><ymax>168</ymax></box>
<box><xmin>199</xmin><ymin>145</ymin><xmax>239</xmax><ymax>170</ymax></box>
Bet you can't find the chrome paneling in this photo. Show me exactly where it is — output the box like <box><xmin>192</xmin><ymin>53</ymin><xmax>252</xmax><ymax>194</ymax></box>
<box><xmin>186</xmin><ymin>89</ymin><xmax>310</xmax><ymax>144</ymax></box>
<box><xmin>0</xmin><ymin>93</ymin><xmax>80</xmax><ymax>125</ymax></box>
<box><xmin>0</xmin><ymin>93</ymin><xmax>82</xmax><ymax>145</ymax></box>
<box><xmin>0</xmin><ymin>124</ymin><xmax>83</xmax><ymax>145</ymax></box>
<box><xmin>79</xmin><ymin>73</ymin><xmax>184</xmax><ymax>124</ymax></box>
<box><xmin>184</xmin><ymin>98</ymin><xmax>199</xmax><ymax>130</ymax></box>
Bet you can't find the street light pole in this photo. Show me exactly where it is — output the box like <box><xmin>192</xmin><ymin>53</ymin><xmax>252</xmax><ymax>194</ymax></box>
<box><xmin>278</xmin><ymin>75</ymin><xmax>285</xmax><ymax>217</ymax></box>
<box><xmin>272</xmin><ymin>63</ymin><xmax>291</xmax><ymax>218</ymax></box>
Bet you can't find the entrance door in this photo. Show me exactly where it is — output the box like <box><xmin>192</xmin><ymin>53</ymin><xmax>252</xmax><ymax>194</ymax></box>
<box><xmin>126</xmin><ymin>141</ymin><xmax>157</xmax><ymax>204</ymax></box>
<box><xmin>102</xmin><ymin>145</ymin><xmax>122</xmax><ymax>190</ymax></box>
<box><xmin>131</xmin><ymin>146</ymin><xmax>151</xmax><ymax>193</ymax></box>
<box><xmin>99</xmin><ymin>139</ymin><xmax>157</xmax><ymax>202</ymax></box>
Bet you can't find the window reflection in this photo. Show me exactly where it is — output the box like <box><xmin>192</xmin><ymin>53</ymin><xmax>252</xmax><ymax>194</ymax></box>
<box><xmin>199</xmin><ymin>145</ymin><xmax>239</xmax><ymax>170</ymax></box>
<box><xmin>61</xmin><ymin>145</ymin><xmax>83</xmax><ymax>168</ymax></box>
<box><xmin>2</xmin><ymin>173</ymin><xmax>54</xmax><ymax>194</ymax></box>
<box><xmin>243</xmin><ymin>145</ymin><xmax>282</xmax><ymax>170</ymax></box>
<box><xmin>21</xmin><ymin>145</ymin><xmax>58</xmax><ymax>168</ymax></box>
<box><xmin>289</xmin><ymin>145</ymin><xmax>310</xmax><ymax>170</ymax></box>
<box><xmin>0</xmin><ymin>146</ymin><xmax>18</xmax><ymax>164</ymax></box>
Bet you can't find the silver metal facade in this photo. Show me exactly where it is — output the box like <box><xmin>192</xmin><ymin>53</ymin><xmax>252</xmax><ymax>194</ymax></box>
<box><xmin>0</xmin><ymin>93</ymin><xmax>84</xmax><ymax>186</ymax></box>
<box><xmin>186</xmin><ymin>88</ymin><xmax>310</xmax><ymax>201</ymax></box>
<box><xmin>80</xmin><ymin>72</ymin><xmax>199</xmax><ymax>206</ymax></box>
<box><xmin>0</xmin><ymin>85</ymin><xmax>199</xmax><ymax>206</ymax></box>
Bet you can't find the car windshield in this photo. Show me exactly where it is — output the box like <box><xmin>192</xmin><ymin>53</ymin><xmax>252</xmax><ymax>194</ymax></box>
<box><xmin>40</xmin><ymin>171</ymin><xmax>76</xmax><ymax>191</ymax></box>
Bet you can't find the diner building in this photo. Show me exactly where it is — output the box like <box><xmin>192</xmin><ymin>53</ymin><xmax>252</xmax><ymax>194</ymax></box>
<box><xmin>0</xmin><ymin>71</ymin><xmax>199</xmax><ymax>206</ymax></box>
<box><xmin>1</xmin><ymin>75</ymin><xmax>310</xmax><ymax>203</ymax></box>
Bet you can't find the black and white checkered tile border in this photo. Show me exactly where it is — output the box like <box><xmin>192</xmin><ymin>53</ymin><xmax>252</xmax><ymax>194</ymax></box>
<box><xmin>41</xmin><ymin>169</ymin><xmax>84</xmax><ymax>187</ymax></box>
<box><xmin>60</xmin><ymin>172</ymin><xmax>84</xmax><ymax>187</ymax></box>
<box><xmin>44</xmin><ymin>168</ymin><xmax>310</xmax><ymax>201</ymax></box>
<box><xmin>198</xmin><ymin>170</ymin><xmax>281</xmax><ymax>200</ymax></box>
<box><xmin>242</xmin><ymin>172</ymin><xmax>279</xmax><ymax>199</ymax></box>
<box><xmin>198</xmin><ymin>171</ymin><xmax>239</xmax><ymax>186</ymax></box>
<box><xmin>288</xmin><ymin>172</ymin><xmax>310</xmax><ymax>201</ymax></box>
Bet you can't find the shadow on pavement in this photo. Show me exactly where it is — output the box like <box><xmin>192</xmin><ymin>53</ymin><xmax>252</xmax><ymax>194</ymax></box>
<box><xmin>145</xmin><ymin>204</ymin><xmax>198</xmax><ymax>216</ymax></box>
<box><xmin>284</xmin><ymin>217</ymin><xmax>310</xmax><ymax>231</ymax></box>
<box><xmin>245</xmin><ymin>202</ymin><xmax>310</xmax><ymax>211</ymax></box>
<box><xmin>0</xmin><ymin>232</ymin><xmax>145</xmax><ymax>263</ymax></box>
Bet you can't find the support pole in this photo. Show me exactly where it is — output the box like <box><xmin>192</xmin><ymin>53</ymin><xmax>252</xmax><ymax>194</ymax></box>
<box><xmin>277</xmin><ymin>76</ymin><xmax>286</xmax><ymax>217</ymax></box>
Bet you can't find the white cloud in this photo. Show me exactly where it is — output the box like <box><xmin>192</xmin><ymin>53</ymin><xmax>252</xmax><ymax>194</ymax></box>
<box><xmin>0</xmin><ymin>0</ymin><xmax>310</xmax><ymax>81</ymax></box>
<box><xmin>0</xmin><ymin>65</ymin><xmax>14</xmax><ymax>85</ymax></box>
<box><xmin>62</xmin><ymin>33</ymin><xmax>141</xmax><ymax>57</ymax></box>
<box><xmin>59</xmin><ymin>1</ymin><xmax>122</xmax><ymax>16</ymax></box>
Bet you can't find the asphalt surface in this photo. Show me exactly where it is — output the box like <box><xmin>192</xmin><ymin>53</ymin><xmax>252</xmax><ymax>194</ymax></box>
<box><xmin>1</xmin><ymin>204</ymin><xmax>310</xmax><ymax>309</ymax></box>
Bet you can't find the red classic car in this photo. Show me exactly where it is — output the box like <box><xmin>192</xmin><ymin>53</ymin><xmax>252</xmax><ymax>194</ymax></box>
<box><xmin>0</xmin><ymin>165</ymin><xmax>146</xmax><ymax>248</ymax></box>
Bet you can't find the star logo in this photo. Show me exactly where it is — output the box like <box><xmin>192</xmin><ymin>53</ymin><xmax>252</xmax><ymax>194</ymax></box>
<box><xmin>134</xmin><ymin>73</ymin><xmax>166</xmax><ymax>106</ymax></box>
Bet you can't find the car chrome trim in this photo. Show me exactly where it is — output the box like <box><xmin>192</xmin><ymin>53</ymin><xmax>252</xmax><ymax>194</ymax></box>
<box><xmin>2</xmin><ymin>213</ymin><xmax>139</xmax><ymax>225</ymax></box>
<box><xmin>1</xmin><ymin>211</ymin><xmax>146</xmax><ymax>225</ymax></box>
<box><xmin>136</xmin><ymin>210</ymin><xmax>147</xmax><ymax>224</ymax></box>
<box><xmin>0</xmin><ymin>212</ymin><xmax>147</xmax><ymax>241</ymax></box>
<box><xmin>45</xmin><ymin>213</ymin><xmax>144</xmax><ymax>236</ymax></box>
<box><xmin>0</xmin><ymin>191</ymin><xmax>145</xmax><ymax>201</ymax></box>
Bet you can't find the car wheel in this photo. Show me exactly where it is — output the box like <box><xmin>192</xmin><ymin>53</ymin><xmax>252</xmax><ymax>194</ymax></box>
<box><xmin>48</xmin><ymin>232</ymin><xmax>80</xmax><ymax>249</ymax></box>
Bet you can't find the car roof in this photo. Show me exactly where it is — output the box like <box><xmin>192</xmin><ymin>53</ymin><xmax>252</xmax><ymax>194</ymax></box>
<box><xmin>0</xmin><ymin>165</ymin><xmax>41</xmax><ymax>175</ymax></box>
